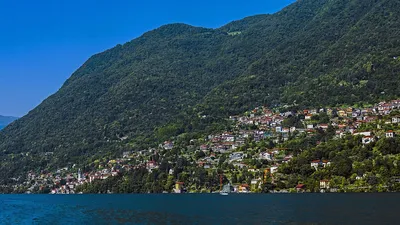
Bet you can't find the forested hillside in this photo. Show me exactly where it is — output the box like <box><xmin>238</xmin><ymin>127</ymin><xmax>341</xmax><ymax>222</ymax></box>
<box><xmin>203</xmin><ymin>0</ymin><xmax>400</xmax><ymax>116</ymax></box>
<box><xmin>1</xmin><ymin>0</ymin><xmax>400</xmax><ymax>183</ymax></box>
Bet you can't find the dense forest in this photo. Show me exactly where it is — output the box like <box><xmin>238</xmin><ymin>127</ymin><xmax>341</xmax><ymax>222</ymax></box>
<box><xmin>1</xmin><ymin>0</ymin><xmax>400</xmax><ymax>184</ymax></box>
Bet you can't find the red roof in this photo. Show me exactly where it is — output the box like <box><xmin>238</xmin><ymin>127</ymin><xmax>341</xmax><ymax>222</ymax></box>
<box><xmin>296</xmin><ymin>184</ymin><xmax>305</xmax><ymax>189</ymax></box>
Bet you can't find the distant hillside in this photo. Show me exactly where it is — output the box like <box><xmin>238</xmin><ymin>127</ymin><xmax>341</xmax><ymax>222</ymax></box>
<box><xmin>1</xmin><ymin>0</ymin><xmax>400</xmax><ymax>183</ymax></box>
<box><xmin>0</xmin><ymin>116</ymin><xmax>17</xmax><ymax>130</ymax></box>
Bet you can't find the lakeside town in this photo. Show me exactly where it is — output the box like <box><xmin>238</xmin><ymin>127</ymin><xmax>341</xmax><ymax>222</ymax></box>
<box><xmin>16</xmin><ymin>99</ymin><xmax>400</xmax><ymax>194</ymax></box>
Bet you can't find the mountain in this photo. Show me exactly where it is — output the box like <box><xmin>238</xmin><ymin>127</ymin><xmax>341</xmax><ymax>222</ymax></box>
<box><xmin>0</xmin><ymin>115</ymin><xmax>17</xmax><ymax>130</ymax></box>
<box><xmin>1</xmin><ymin>0</ymin><xmax>400</xmax><ymax>183</ymax></box>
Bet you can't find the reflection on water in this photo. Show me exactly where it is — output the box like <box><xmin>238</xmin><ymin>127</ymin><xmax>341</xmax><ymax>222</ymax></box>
<box><xmin>1</xmin><ymin>194</ymin><xmax>399</xmax><ymax>225</ymax></box>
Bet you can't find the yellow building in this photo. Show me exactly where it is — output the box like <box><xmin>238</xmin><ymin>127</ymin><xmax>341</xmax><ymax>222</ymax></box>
<box><xmin>174</xmin><ymin>182</ymin><xmax>184</xmax><ymax>193</ymax></box>
<box><xmin>338</xmin><ymin>110</ymin><xmax>346</xmax><ymax>117</ymax></box>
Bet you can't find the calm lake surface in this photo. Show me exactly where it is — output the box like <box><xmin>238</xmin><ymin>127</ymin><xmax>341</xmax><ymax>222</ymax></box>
<box><xmin>0</xmin><ymin>193</ymin><xmax>399</xmax><ymax>224</ymax></box>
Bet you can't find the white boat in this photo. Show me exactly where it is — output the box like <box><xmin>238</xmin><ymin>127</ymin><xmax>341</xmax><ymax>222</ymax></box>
<box><xmin>220</xmin><ymin>183</ymin><xmax>233</xmax><ymax>195</ymax></box>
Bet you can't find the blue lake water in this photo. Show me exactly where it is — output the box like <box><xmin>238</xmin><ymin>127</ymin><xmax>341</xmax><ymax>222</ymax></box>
<box><xmin>0</xmin><ymin>193</ymin><xmax>399</xmax><ymax>224</ymax></box>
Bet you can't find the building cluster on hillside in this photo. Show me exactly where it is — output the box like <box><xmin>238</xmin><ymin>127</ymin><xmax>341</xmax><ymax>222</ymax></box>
<box><xmin>23</xmin><ymin>99</ymin><xmax>400</xmax><ymax>194</ymax></box>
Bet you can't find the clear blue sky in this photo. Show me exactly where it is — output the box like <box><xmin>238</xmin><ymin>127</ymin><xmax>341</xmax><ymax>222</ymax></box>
<box><xmin>0</xmin><ymin>0</ymin><xmax>295</xmax><ymax>117</ymax></box>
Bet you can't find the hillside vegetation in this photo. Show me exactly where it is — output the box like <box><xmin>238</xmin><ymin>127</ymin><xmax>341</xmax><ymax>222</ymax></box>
<box><xmin>1</xmin><ymin>0</ymin><xmax>400</xmax><ymax>183</ymax></box>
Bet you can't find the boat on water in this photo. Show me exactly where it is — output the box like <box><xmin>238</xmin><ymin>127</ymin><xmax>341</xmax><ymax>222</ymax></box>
<box><xmin>220</xmin><ymin>183</ymin><xmax>234</xmax><ymax>196</ymax></box>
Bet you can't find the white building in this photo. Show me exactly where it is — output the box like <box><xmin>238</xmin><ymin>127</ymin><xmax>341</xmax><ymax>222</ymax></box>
<box><xmin>270</xmin><ymin>166</ymin><xmax>278</xmax><ymax>174</ymax></box>
<box><xmin>362</xmin><ymin>136</ymin><xmax>374</xmax><ymax>144</ymax></box>
<box><xmin>259</xmin><ymin>152</ymin><xmax>273</xmax><ymax>161</ymax></box>
<box><xmin>386</xmin><ymin>131</ymin><xmax>395</xmax><ymax>138</ymax></box>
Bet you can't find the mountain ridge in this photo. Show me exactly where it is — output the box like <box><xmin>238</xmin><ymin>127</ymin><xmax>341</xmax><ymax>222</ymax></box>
<box><xmin>0</xmin><ymin>115</ymin><xmax>18</xmax><ymax>130</ymax></box>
